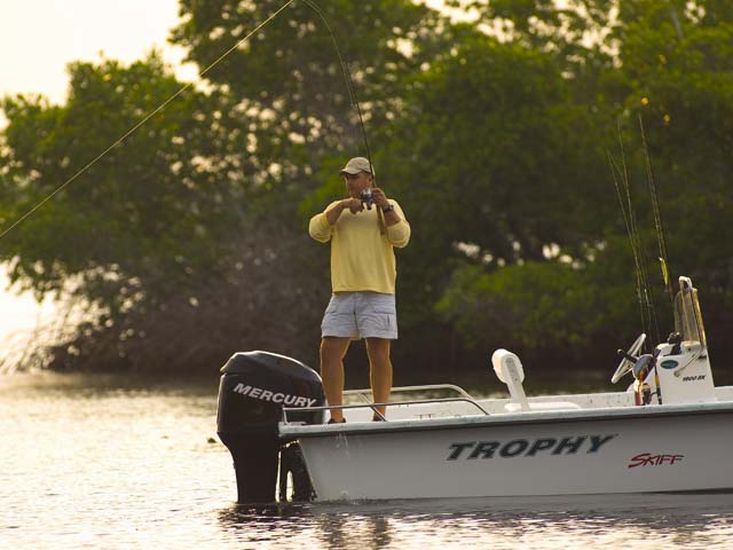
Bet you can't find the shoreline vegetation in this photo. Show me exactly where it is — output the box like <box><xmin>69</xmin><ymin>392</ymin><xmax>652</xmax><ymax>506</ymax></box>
<box><xmin>1</xmin><ymin>1</ymin><xmax>731</xmax><ymax>376</ymax></box>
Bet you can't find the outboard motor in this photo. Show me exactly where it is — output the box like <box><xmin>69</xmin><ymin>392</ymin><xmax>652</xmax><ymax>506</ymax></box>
<box><xmin>217</xmin><ymin>350</ymin><xmax>324</xmax><ymax>503</ymax></box>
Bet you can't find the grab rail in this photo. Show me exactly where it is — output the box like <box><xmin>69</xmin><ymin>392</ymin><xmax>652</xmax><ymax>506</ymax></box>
<box><xmin>281</xmin><ymin>396</ymin><xmax>490</xmax><ymax>424</ymax></box>
<box><xmin>343</xmin><ymin>384</ymin><xmax>477</xmax><ymax>421</ymax></box>
<box><xmin>343</xmin><ymin>383</ymin><xmax>474</xmax><ymax>401</ymax></box>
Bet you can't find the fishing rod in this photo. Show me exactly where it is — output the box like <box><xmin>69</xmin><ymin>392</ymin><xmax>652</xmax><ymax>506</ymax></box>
<box><xmin>609</xmin><ymin>120</ymin><xmax>669</xmax><ymax>405</ymax></box>
<box><xmin>638</xmin><ymin>114</ymin><xmax>673</xmax><ymax>304</ymax></box>
<box><xmin>300</xmin><ymin>0</ymin><xmax>384</xmax><ymax>234</ymax></box>
<box><xmin>608</xmin><ymin>126</ymin><xmax>661</xmax><ymax>348</ymax></box>
<box><xmin>0</xmin><ymin>0</ymin><xmax>375</xmax><ymax>240</ymax></box>
<box><xmin>608</xmin><ymin>151</ymin><xmax>646</xmax><ymax>335</ymax></box>
<box><xmin>608</xmin><ymin>154</ymin><xmax>662</xmax><ymax>404</ymax></box>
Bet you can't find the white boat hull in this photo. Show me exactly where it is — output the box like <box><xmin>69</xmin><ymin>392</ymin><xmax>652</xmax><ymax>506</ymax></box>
<box><xmin>284</xmin><ymin>403</ymin><xmax>733</xmax><ymax>501</ymax></box>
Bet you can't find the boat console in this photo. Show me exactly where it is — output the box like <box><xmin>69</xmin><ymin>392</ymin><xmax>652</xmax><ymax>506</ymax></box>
<box><xmin>613</xmin><ymin>277</ymin><xmax>717</xmax><ymax>406</ymax></box>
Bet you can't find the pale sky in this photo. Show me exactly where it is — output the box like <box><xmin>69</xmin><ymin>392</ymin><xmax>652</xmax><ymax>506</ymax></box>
<box><xmin>0</xmin><ymin>0</ymin><xmax>192</xmax><ymax>105</ymax></box>
<box><xmin>0</xmin><ymin>0</ymin><xmax>455</xmax><ymax>106</ymax></box>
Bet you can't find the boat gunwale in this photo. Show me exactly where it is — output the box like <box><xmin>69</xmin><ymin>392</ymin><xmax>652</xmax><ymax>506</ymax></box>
<box><xmin>279</xmin><ymin>394</ymin><xmax>733</xmax><ymax>440</ymax></box>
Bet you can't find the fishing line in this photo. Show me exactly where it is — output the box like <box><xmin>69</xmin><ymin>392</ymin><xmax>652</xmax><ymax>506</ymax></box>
<box><xmin>0</xmin><ymin>0</ymin><xmax>299</xmax><ymax>241</ymax></box>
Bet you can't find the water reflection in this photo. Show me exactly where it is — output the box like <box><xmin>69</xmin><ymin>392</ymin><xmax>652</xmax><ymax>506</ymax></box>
<box><xmin>310</xmin><ymin>508</ymin><xmax>392</xmax><ymax>550</ymax></box>
<box><xmin>214</xmin><ymin>493</ymin><xmax>733</xmax><ymax>549</ymax></box>
<box><xmin>217</xmin><ymin>502</ymin><xmax>394</xmax><ymax>549</ymax></box>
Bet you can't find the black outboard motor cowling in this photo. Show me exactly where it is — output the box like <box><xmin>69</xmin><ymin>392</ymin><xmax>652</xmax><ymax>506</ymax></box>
<box><xmin>217</xmin><ymin>350</ymin><xmax>324</xmax><ymax>503</ymax></box>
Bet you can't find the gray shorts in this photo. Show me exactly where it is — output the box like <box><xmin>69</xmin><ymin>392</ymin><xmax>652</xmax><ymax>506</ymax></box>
<box><xmin>321</xmin><ymin>292</ymin><xmax>398</xmax><ymax>340</ymax></box>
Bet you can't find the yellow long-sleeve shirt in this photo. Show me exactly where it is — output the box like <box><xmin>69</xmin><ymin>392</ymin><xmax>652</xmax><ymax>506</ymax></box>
<box><xmin>308</xmin><ymin>200</ymin><xmax>410</xmax><ymax>294</ymax></box>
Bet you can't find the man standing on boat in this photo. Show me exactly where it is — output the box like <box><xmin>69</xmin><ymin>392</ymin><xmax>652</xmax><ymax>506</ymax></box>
<box><xmin>309</xmin><ymin>157</ymin><xmax>411</xmax><ymax>422</ymax></box>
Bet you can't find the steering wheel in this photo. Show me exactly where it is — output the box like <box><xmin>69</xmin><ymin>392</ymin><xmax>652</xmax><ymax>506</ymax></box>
<box><xmin>611</xmin><ymin>332</ymin><xmax>647</xmax><ymax>383</ymax></box>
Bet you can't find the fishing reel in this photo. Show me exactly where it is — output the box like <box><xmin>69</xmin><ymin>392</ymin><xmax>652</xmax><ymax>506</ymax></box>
<box><xmin>360</xmin><ymin>189</ymin><xmax>374</xmax><ymax>210</ymax></box>
<box><xmin>612</xmin><ymin>333</ymin><xmax>657</xmax><ymax>406</ymax></box>
<box><xmin>630</xmin><ymin>354</ymin><xmax>655</xmax><ymax>406</ymax></box>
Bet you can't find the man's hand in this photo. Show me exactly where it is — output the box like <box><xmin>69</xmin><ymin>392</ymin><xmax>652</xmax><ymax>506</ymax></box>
<box><xmin>343</xmin><ymin>197</ymin><xmax>363</xmax><ymax>214</ymax></box>
<box><xmin>325</xmin><ymin>197</ymin><xmax>362</xmax><ymax>225</ymax></box>
<box><xmin>372</xmin><ymin>187</ymin><xmax>401</xmax><ymax>226</ymax></box>
<box><xmin>371</xmin><ymin>188</ymin><xmax>390</xmax><ymax>209</ymax></box>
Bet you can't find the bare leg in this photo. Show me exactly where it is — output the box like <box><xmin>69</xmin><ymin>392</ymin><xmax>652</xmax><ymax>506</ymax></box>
<box><xmin>320</xmin><ymin>337</ymin><xmax>351</xmax><ymax>422</ymax></box>
<box><xmin>366</xmin><ymin>338</ymin><xmax>393</xmax><ymax>417</ymax></box>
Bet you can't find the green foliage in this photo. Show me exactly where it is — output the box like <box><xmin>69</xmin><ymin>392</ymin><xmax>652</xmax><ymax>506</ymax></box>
<box><xmin>374</xmin><ymin>32</ymin><xmax>614</xmax><ymax>345</ymax></box>
<box><xmin>1</xmin><ymin>54</ymin><xmax>248</xmax><ymax>306</ymax></box>
<box><xmin>435</xmin><ymin>233</ymin><xmax>675</xmax><ymax>363</ymax></box>
<box><xmin>388</xmin><ymin>35</ymin><xmax>610</xmax><ymax>259</ymax></box>
<box><xmin>171</xmin><ymin>0</ymin><xmax>452</xmax><ymax>207</ymax></box>
<box><xmin>613</xmin><ymin>0</ymin><xmax>733</xmax><ymax>291</ymax></box>
<box><xmin>436</xmin><ymin>261</ymin><xmax>599</xmax><ymax>349</ymax></box>
<box><xmin>0</xmin><ymin>0</ymin><xmax>731</xmax><ymax>374</ymax></box>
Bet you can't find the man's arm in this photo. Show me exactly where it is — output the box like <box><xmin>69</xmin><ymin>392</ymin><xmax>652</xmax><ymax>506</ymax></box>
<box><xmin>372</xmin><ymin>188</ymin><xmax>410</xmax><ymax>248</ymax></box>
<box><xmin>385</xmin><ymin>202</ymin><xmax>410</xmax><ymax>248</ymax></box>
<box><xmin>309</xmin><ymin>199</ymin><xmax>362</xmax><ymax>242</ymax></box>
<box><xmin>324</xmin><ymin>199</ymin><xmax>348</xmax><ymax>225</ymax></box>
<box><xmin>308</xmin><ymin>202</ymin><xmax>339</xmax><ymax>243</ymax></box>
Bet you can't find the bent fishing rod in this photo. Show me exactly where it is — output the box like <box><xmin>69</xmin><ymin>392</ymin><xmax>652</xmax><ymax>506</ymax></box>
<box><xmin>302</xmin><ymin>0</ymin><xmax>375</xmax><ymax>178</ymax></box>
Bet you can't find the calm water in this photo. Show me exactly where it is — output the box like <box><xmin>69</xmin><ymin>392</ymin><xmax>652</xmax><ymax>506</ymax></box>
<box><xmin>2</xmin><ymin>372</ymin><xmax>733</xmax><ymax>549</ymax></box>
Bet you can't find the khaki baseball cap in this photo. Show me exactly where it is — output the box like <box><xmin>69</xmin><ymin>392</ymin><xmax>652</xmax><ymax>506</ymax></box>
<box><xmin>340</xmin><ymin>156</ymin><xmax>373</xmax><ymax>175</ymax></box>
